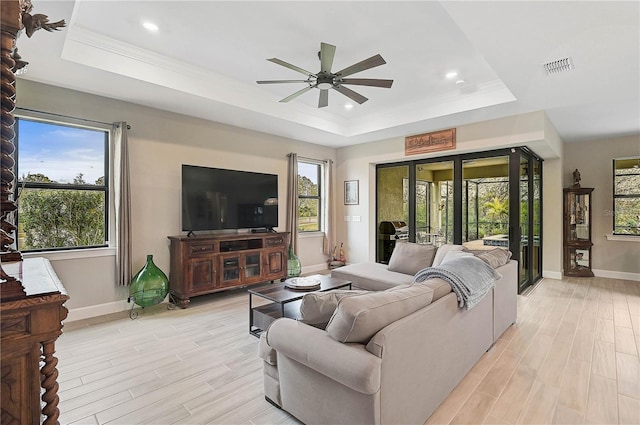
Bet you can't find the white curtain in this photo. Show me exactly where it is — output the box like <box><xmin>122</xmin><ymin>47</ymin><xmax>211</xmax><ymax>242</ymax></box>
<box><xmin>113</xmin><ymin>122</ymin><xmax>132</xmax><ymax>286</ymax></box>
<box><xmin>323</xmin><ymin>159</ymin><xmax>334</xmax><ymax>256</ymax></box>
<box><xmin>286</xmin><ymin>153</ymin><xmax>299</xmax><ymax>254</ymax></box>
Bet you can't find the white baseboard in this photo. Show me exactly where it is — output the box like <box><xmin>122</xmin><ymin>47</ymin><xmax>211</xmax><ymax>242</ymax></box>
<box><xmin>66</xmin><ymin>299</ymin><xmax>130</xmax><ymax>323</ymax></box>
<box><xmin>593</xmin><ymin>269</ymin><xmax>640</xmax><ymax>282</ymax></box>
<box><xmin>302</xmin><ymin>263</ymin><xmax>330</xmax><ymax>275</ymax></box>
<box><xmin>542</xmin><ymin>270</ymin><xmax>562</xmax><ymax>280</ymax></box>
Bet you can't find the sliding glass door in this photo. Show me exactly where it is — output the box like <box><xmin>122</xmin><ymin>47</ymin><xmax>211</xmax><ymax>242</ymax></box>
<box><xmin>375</xmin><ymin>147</ymin><xmax>543</xmax><ymax>293</ymax></box>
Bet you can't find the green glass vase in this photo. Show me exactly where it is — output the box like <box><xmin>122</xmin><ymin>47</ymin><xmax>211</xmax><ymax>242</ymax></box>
<box><xmin>287</xmin><ymin>245</ymin><xmax>301</xmax><ymax>278</ymax></box>
<box><xmin>129</xmin><ymin>255</ymin><xmax>169</xmax><ymax>307</ymax></box>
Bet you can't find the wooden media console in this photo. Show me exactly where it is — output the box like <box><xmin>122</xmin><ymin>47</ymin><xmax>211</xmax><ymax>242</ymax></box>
<box><xmin>168</xmin><ymin>232</ymin><xmax>289</xmax><ymax>308</ymax></box>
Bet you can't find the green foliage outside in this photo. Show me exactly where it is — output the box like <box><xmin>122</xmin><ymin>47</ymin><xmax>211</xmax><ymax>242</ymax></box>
<box><xmin>298</xmin><ymin>174</ymin><xmax>320</xmax><ymax>231</ymax></box>
<box><xmin>614</xmin><ymin>170</ymin><xmax>640</xmax><ymax>235</ymax></box>
<box><xmin>18</xmin><ymin>173</ymin><xmax>106</xmax><ymax>250</ymax></box>
<box><xmin>483</xmin><ymin>197</ymin><xmax>509</xmax><ymax>234</ymax></box>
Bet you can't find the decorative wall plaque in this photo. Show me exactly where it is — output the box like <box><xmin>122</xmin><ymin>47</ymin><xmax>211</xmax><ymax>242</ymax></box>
<box><xmin>405</xmin><ymin>128</ymin><xmax>456</xmax><ymax>156</ymax></box>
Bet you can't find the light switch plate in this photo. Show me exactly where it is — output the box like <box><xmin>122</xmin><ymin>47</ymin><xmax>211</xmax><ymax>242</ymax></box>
<box><xmin>352</xmin><ymin>216</ymin><xmax>361</xmax><ymax>222</ymax></box>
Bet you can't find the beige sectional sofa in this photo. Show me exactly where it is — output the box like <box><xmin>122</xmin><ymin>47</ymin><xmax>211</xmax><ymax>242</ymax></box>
<box><xmin>259</xmin><ymin>244</ymin><xmax>517</xmax><ymax>425</ymax></box>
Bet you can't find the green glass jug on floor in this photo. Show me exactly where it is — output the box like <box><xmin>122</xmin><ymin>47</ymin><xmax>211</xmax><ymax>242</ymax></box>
<box><xmin>129</xmin><ymin>254</ymin><xmax>169</xmax><ymax>308</ymax></box>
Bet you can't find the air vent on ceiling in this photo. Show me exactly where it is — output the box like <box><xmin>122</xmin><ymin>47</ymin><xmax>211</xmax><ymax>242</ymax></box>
<box><xmin>543</xmin><ymin>57</ymin><xmax>574</xmax><ymax>75</ymax></box>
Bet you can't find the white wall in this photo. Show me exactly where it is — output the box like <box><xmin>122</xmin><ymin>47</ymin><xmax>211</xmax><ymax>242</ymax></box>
<box><xmin>17</xmin><ymin>80</ymin><xmax>335</xmax><ymax>318</ymax></box>
<box><xmin>563</xmin><ymin>135</ymin><xmax>640</xmax><ymax>279</ymax></box>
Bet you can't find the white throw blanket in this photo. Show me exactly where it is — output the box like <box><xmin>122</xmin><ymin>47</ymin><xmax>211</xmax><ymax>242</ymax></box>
<box><xmin>413</xmin><ymin>256</ymin><xmax>501</xmax><ymax>309</ymax></box>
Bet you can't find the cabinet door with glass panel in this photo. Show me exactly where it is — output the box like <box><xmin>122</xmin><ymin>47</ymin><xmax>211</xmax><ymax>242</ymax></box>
<box><xmin>219</xmin><ymin>251</ymin><xmax>263</xmax><ymax>287</ymax></box>
<box><xmin>563</xmin><ymin>187</ymin><xmax>594</xmax><ymax>277</ymax></box>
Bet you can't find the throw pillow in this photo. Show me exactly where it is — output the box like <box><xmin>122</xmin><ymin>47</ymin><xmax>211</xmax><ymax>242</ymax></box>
<box><xmin>325</xmin><ymin>284</ymin><xmax>434</xmax><ymax>343</ymax></box>
<box><xmin>474</xmin><ymin>248</ymin><xmax>512</xmax><ymax>268</ymax></box>
<box><xmin>432</xmin><ymin>244</ymin><xmax>464</xmax><ymax>267</ymax></box>
<box><xmin>387</xmin><ymin>242</ymin><xmax>437</xmax><ymax>275</ymax></box>
<box><xmin>440</xmin><ymin>249</ymin><xmax>474</xmax><ymax>265</ymax></box>
<box><xmin>299</xmin><ymin>289</ymin><xmax>368</xmax><ymax>328</ymax></box>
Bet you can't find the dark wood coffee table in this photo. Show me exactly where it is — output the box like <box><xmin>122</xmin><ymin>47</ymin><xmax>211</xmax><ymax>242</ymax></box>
<box><xmin>249</xmin><ymin>275</ymin><xmax>352</xmax><ymax>337</ymax></box>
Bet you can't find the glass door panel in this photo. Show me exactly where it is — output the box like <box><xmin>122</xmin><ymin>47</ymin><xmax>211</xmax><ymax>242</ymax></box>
<box><xmin>376</xmin><ymin>165</ymin><xmax>409</xmax><ymax>263</ymax></box>
<box><xmin>221</xmin><ymin>255</ymin><xmax>240</xmax><ymax>284</ymax></box>
<box><xmin>245</xmin><ymin>252</ymin><xmax>262</xmax><ymax>279</ymax></box>
<box><xmin>415</xmin><ymin>161</ymin><xmax>453</xmax><ymax>245</ymax></box>
<box><xmin>533</xmin><ymin>158</ymin><xmax>542</xmax><ymax>281</ymax></box>
<box><xmin>519</xmin><ymin>155</ymin><xmax>530</xmax><ymax>288</ymax></box>
<box><xmin>462</xmin><ymin>156</ymin><xmax>510</xmax><ymax>250</ymax></box>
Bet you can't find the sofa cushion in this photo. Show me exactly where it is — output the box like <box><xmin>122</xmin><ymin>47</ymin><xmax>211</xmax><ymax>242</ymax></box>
<box><xmin>332</xmin><ymin>262</ymin><xmax>414</xmax><ymax>291</ymax></box>
<box><xmin>299</xmin><ymin>289</ymin><xmax>368</xmax><ymax>328</ymax></box>
<box><xmin>387</xmin><ymin>242</ymin><xmax>437</xmax><ymax>275</ymax></box>
<box><xmin>441</xmin><ymin>249</ymin><xmax>474</xmax><ymax>264</ymax></box>
<box><xmin>417</xmin><ymin>277</ymin><xmax>452</xmax><ymax>302</ymax></box>
<box><xmin>476</xmin><ymin>248</ymin><xmax>512</xmax><ymax>268</ymax></box>
<box><xmin>464</xmin><ymin>248</ymin><xmax>513</xmax><ymax>268</ymax></box>
<box><xmin>432</xmin><ymin>244</ymin><xmax>464</xmax><ymax>267</ymax></box>
<box><xmin>326</xmin><ymin>284</ymin><xmax>434</xmax><ymax>343</ymax></box>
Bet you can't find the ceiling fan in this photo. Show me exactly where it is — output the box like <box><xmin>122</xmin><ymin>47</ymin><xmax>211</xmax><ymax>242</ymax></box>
<box><xmin>257</xmin><ymin>42</ymin><xmax>393</xmax><ymax>108</ymax></box>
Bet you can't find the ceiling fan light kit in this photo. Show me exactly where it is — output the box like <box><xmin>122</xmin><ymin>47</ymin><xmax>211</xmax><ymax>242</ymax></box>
<box><xmin>257</xmin><ymin>42</ymin><xmax>394</xmax><ymax>108</ymax></box>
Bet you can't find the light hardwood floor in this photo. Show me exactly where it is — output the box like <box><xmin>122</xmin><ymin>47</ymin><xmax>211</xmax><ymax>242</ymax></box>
<box><xmin>58</xmin><ymin>276</ymin><xmax>640</xmax><ymax>425</ymax></box>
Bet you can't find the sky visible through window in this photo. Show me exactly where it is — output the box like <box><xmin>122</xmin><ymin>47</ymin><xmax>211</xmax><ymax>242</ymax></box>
<box><xmin>18</xmin><ymin>119</ymin><xmax>105</xmax><ymax>184</ymax></box>
<box><xmin>298</xmin><ymin>162</ymin><xmax>318</xmax><ymax>183</ymax></box>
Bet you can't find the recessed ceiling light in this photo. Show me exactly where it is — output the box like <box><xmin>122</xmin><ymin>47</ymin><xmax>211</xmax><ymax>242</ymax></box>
<box><xmin>455</xmin><ymin>79</ymin><xmax>465</xmax><ymax>85</ymax></box>
<box><xmin>142</xmin><ymin>21</ymin><xmax>159</xmax><ymax>32</ymax></box>
<box><xmin>445</xmin><ymin>71</ymin><xmax>458</xmax><ymax>79</ymax></box>
<box><xmin>344</xmin><ymin>104</ymin><xmax>354</xmax><ymax>110</ymax></box>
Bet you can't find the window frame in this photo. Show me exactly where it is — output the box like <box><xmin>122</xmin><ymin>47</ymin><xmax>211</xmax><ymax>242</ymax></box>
<box><xmin>297</xmin><ymin>159</ymin><xmax>323</xmax><ymax>233</ymax></box>
<box><xmin>15</xmin><ymin>116</ymin><xmax>110</xmax><ymax>252</ymax></box>
<box><xmin>612</xmin><ymin>157</ymin><xmax>640</xmax><ymax>236</ymax></box>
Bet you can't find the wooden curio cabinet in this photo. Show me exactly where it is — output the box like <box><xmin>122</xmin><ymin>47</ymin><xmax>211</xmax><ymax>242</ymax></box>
<box><xmin>563</xmin><ymin>187</ymin><xmax>594</xmax><ymax>277</ymax></box>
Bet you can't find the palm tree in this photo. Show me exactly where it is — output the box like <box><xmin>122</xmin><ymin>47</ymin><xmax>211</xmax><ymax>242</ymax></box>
<box><xmin>483</xmin><ymin>197</ymin><xmax>509</xmax><ymax>234</ymax></box>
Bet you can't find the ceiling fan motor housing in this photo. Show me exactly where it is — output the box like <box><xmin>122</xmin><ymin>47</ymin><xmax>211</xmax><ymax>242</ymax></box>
<box><xmin>316</xmin><ymin>71</ymin><xmax>335</xmax><ymax>89</ymax></box>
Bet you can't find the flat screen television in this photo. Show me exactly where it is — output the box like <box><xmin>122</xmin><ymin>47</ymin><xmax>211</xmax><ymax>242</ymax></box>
<box><xmin>182</xmin><ymin>164</ymin><xmax>278</xmax><ymax>232</ymax></box>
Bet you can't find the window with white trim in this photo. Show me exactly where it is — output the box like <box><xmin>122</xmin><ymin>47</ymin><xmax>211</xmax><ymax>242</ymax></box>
<box><xmin>298</xmin><ymin>160</ymin><xmax>323</xmax><ymax>232</ymax></box>
<box><xmin>15</xmin><ymin>117</ymin><xmax>109</xmax><ymax>251</ymax></box>
<box><xmin>613</xmin><ymin>157</ymin><xmax>640</xmax><ymax>236</ymax></box>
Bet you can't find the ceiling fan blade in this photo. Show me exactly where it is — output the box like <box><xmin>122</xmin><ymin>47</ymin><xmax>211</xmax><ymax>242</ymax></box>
<box><xmin>340</xmin><ymin>78</ymin><xmax>393</xmax><ymax>88</ymax></box>
<box><xmin>320</xmin><ymin>42</ymin><xmax>336</xmax><ymax>73</ymax></box>
<box><xmin>257</xmin><ymin>80</ymin><xmax>312</xmax><ymax>84</ymax></box>
<box><xmin>267</xmin><ymin>58</ymin><xmax>315</xmax><ymax>77</ymax></box>
<box><xmin>336</xmin><ymin>54</ymin><xmax>386</xmax><ymax>77</ymax></box>
<box><xmin>280</xmin><ymin>86</ymin><xmax>314</xmax><ymax>103</ymax></box>
<box><xmin>318</xmin><ymin>89</ymin><xmax>329</xmax><ymax>108</ymax></box>
<box><xmin>333</xmin><ymin>85</ymin><xmax>368</xmax><ymax>104</ymax></box>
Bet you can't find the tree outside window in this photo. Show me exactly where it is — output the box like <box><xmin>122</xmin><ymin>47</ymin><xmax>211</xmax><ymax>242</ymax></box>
<box><xmin>298</xmin><ymin>161</ymin><xmax>322</xmax><ymax>232</ymax></box>
<box><xmin>15</xmin><ymin>118</ymin><xmax>109</xmax><ymax>251</ymax></box>
<box><xmin>613</xmin><ymin>158</ymin><xmax>640</xmax><ymax>235</ymax></box>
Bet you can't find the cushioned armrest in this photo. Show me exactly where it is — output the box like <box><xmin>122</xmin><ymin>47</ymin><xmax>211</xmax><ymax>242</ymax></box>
<box><xmin>266</xmin><ymin>318</ymin><xmax>381</xmax><ymax>394</ymax></box>
<box><xmin>258</xmin><ymin>333</ymin><xmax>277</xmax><ymax>365</ymax></box>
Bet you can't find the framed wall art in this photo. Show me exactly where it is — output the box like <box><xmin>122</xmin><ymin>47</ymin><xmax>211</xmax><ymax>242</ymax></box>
<box><xmin>344</xmin><ymin>180</ymin><xmax>359</xmax><ymax>205</ymax></box>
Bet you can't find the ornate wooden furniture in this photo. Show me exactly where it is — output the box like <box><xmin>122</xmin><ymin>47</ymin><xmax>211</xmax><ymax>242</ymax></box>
<box><xmin>1</xmin><ymin>258</ymin><xmax>68</xmax><ymax>425</ymax></box>
<box><xmin>563</xmin><ymin>186</ymin><xmax>594</xmax><ymax>277</ymax></box>
<box><xmin>2</xmin><ymin>2</ymin><xmax>68</xmax><ymax>424</ymax></box>
<box><xmin>168</xmin><ymin>232</ymin><xmax>289</xmax><ymax>308</ymax></box>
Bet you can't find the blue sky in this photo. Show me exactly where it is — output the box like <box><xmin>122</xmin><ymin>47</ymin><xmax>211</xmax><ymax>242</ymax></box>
<box><xmin>18</xmin><ymin>119</ymin><xmax>106</xmax><ymax>184</ymax></box>
<box><xmin>298</xmin><ymin>162</ymin><xmax>319</xmax><ymax>183</ymax></box>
